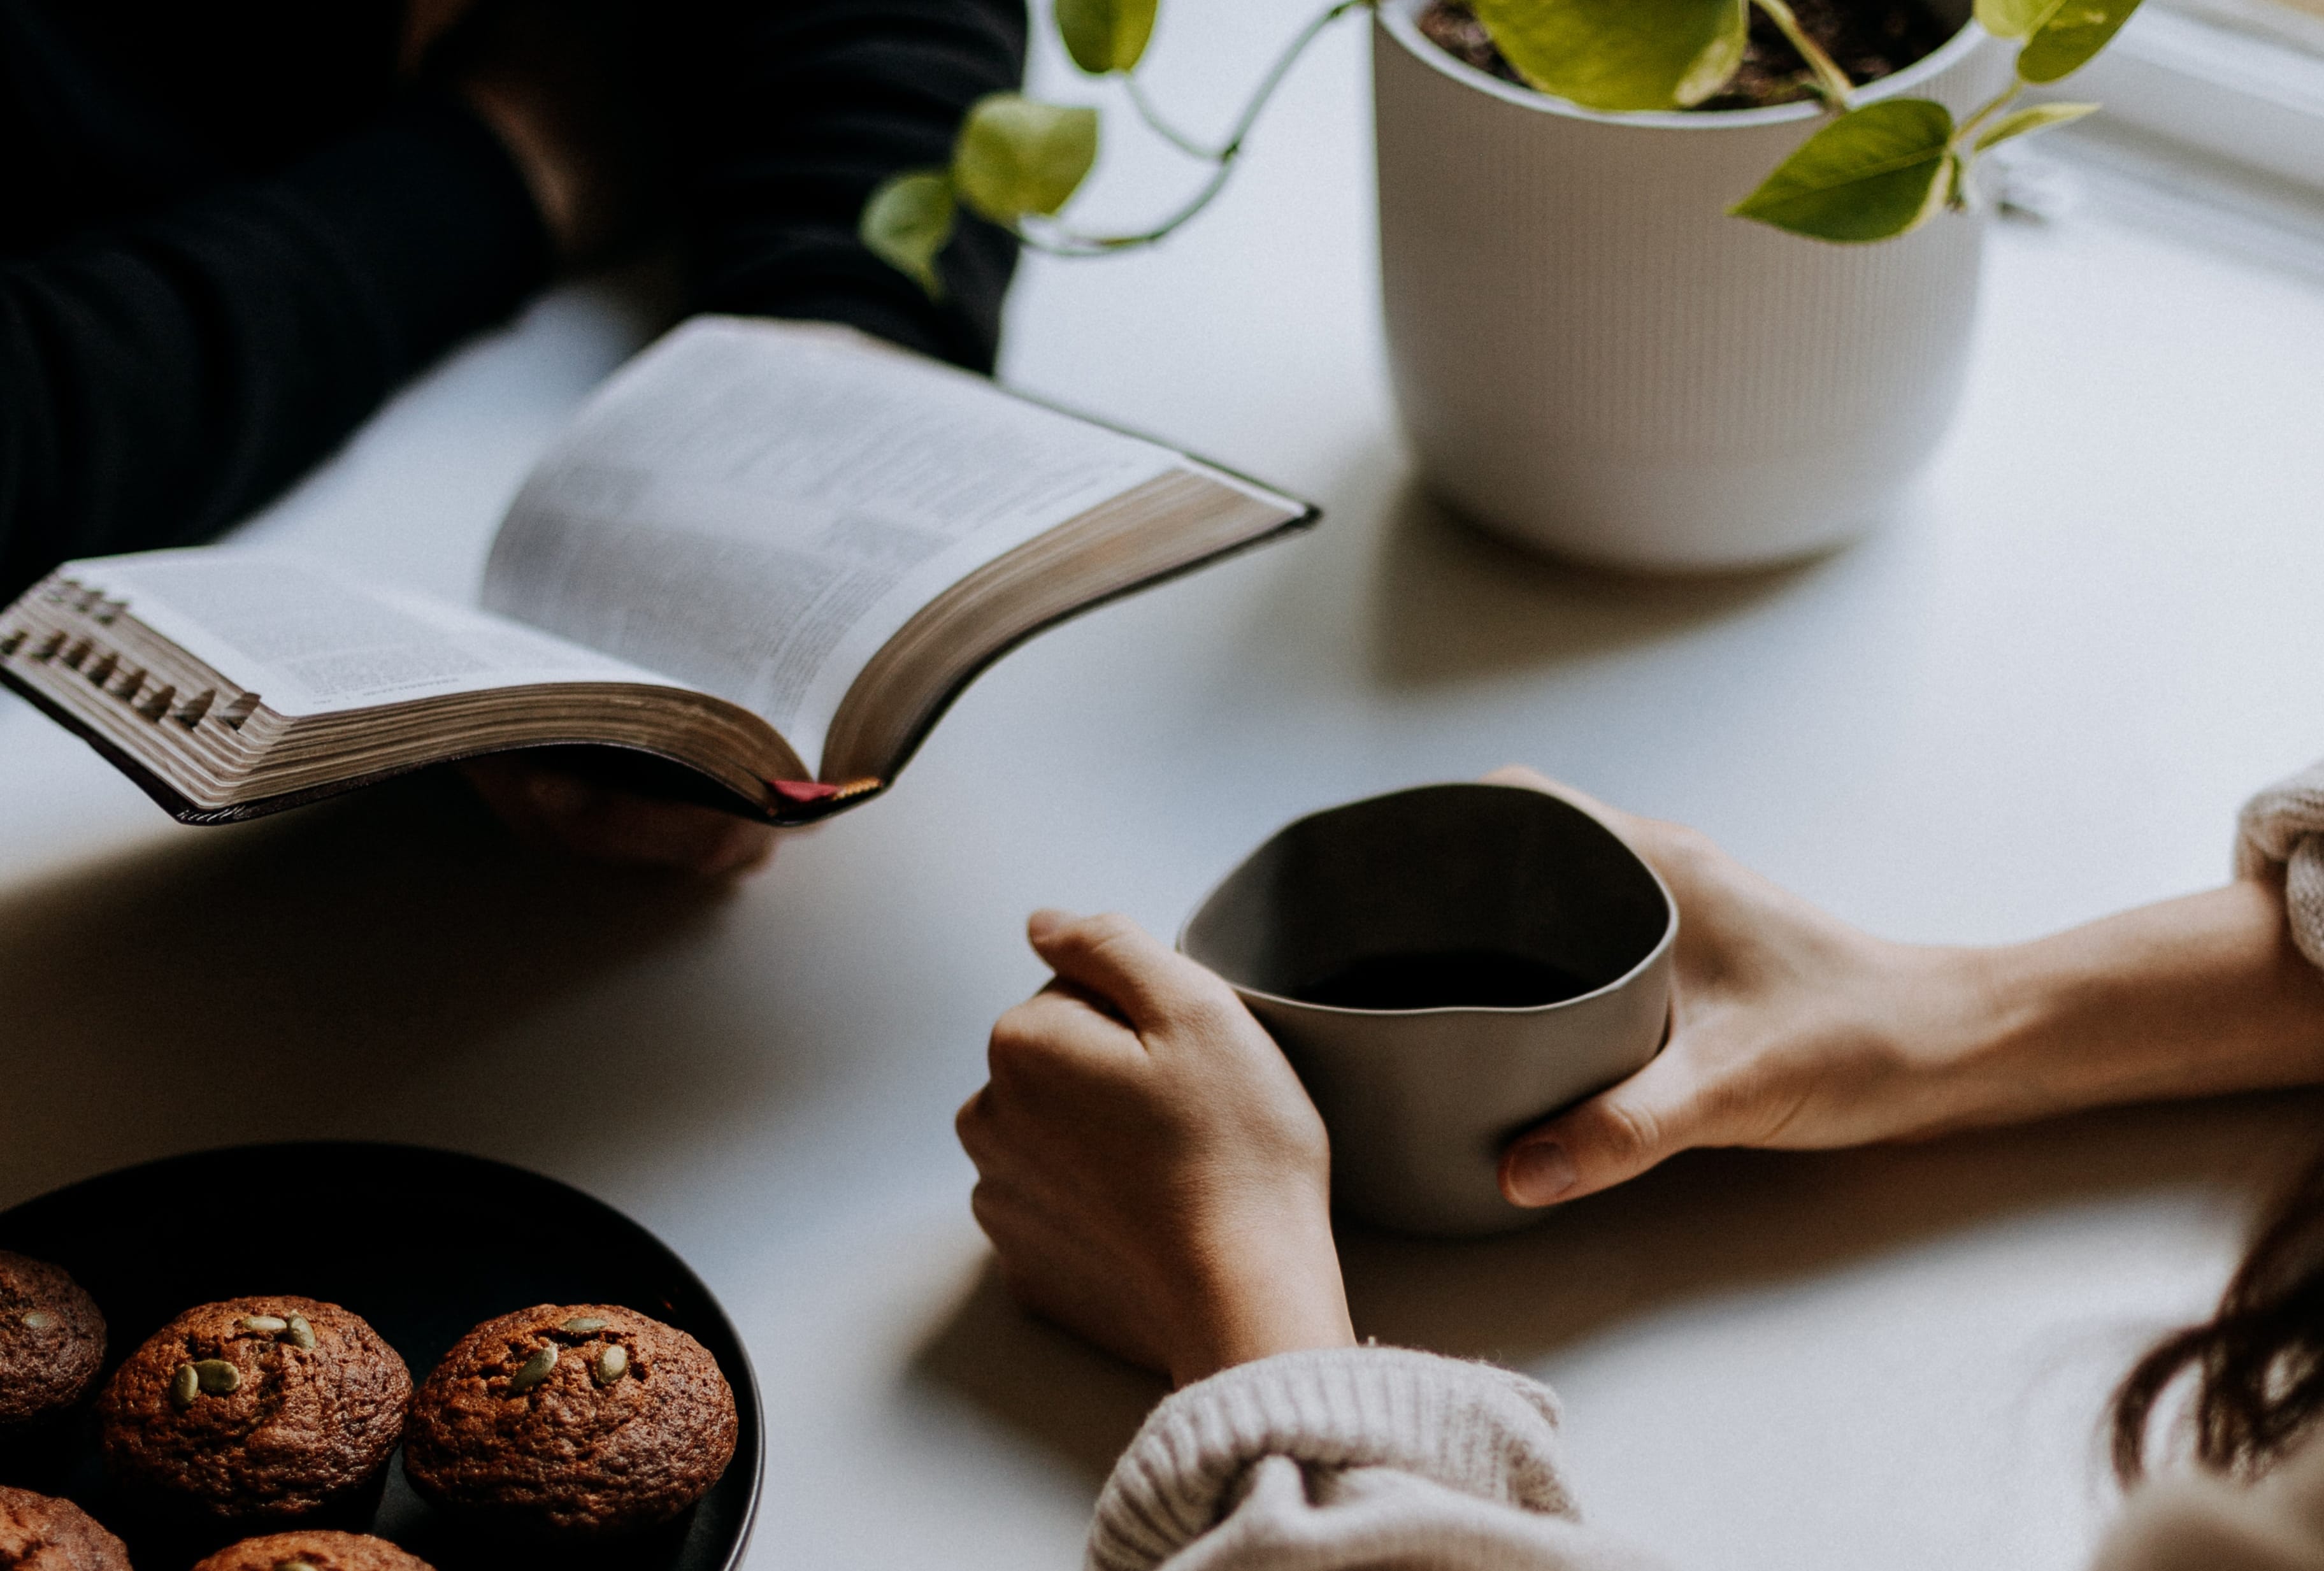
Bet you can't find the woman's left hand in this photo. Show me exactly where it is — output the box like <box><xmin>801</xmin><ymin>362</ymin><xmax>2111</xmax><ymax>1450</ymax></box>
<box><xmin>957</xmin><ymin>910</ymin><xmax>1356</xmax><ymax>1386</ymax></box>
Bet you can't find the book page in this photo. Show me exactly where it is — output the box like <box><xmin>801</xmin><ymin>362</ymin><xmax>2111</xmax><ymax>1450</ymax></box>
<box><xmin>67</xmin><ymin>550</ymin><xmax>695</xmax><ymax>717</ymax></box>
<box><xmin>480</xmin><ymin>317</ymin><xmax>1179</xmax><ymax>774</ymax></box>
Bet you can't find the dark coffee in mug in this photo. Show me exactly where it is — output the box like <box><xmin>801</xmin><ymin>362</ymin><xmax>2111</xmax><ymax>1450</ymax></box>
<box><xmin>1293</xmin><ymin>949</ymin><xmax>1596</xmax><ymax>1011</ymax></box>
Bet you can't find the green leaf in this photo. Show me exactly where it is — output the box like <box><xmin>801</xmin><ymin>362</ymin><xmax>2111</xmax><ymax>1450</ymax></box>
<box><xmin>1469</xmin><ymin>0</ymin><xmax>1747</xmax><ymax>112</ymax></box>
<box><xmin>860</xmin><ymin>171</ymin><xmax>957</xmax><ymax>297</ymax></box>
<box><xmin>1056</xmin><ymin>0</ymin><xmax>1158</xmax><ymax>74</ymax></box>
<box><xmin>2017</xmin><ymin>0</ymin><xmax>2142</xmax><ymax>83</ymax></box>
<box><xmin>952</xmin><ymin>94</ymin><xmax>1100</xmax><ymax>224</ymax></box>
<box><xmin>1730</xmin><ymin>97</ymin><xmax>1956</xmax><ymax>242</ymax></box>
<box><xmin>1972</xmin><ymin>99</ymin><xmax>2097</xmax><ymax>149</ymax></box>
<box><xmin>1974</xmin><ymin>0</ymin><xmax>2142</xmax><ymax>77</ymax></box>
<box><xmin>1972</xmin><ymin>0</ymin><xmax>2055</xmax><ymax>39</ymax></box>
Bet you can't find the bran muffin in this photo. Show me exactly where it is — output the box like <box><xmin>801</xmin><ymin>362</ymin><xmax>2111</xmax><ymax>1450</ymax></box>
<box><xmin>190</xmin><ymin>1530</ymin><xmax>434</xmax><ymax>1571</ymax></box>
<box><xmin>98</xmin><ymin>1296</ymin><xmax>410</xmax><ymax>1525</ymax></box>
<box><xmin>0</xmin><ymin>1254</ymin><xmax>106</xmax><ymax>1436</ymax></box>
<box><xmin>403</xmin><ymin>1303</ymin><xmax>736</xmax><ymax>1537</ymax></box>
<box><xmin>0</xmin><ymin>1485</ymin><xmax>132</xmax><ymax>1570</ymax></box>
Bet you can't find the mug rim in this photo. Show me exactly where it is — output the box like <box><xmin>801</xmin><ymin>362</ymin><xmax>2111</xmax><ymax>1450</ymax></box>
<box><xmin>1177</xmin><ymin>780</ymin><xmax>1679</xmax><ymax>1020</ymax></box>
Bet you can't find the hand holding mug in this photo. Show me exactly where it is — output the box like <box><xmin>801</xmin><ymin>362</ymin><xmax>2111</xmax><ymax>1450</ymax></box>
<box><xmin>1486</xmin><ymin>766</ymin><xmax>1991</xmax><ymax>1205</ymax></box>
<box><xmin>956</xmin><ymin>910</ymin><xmax>1356</xmax><ymax>1386</ymax></box>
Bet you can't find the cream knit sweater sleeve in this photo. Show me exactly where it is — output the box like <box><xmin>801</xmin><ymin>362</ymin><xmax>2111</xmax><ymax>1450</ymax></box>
<box><xmin>2238</xmin><ymin>761</ymin><xmax>2324</xmax><ymax>967</ymax></box>
<box><xmin>1086</xmin><ymin>1347</ymin><xmax>1667</xmax><ymax>1571</ymax></box>
<box><xmin>1089</xmin><ymin>1348</ymin><xmax>2324</xmax><ymax>1571</ymax></box>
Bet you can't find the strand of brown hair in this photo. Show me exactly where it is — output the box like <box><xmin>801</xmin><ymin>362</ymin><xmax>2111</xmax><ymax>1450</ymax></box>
<box><xmin>2113</xmin><ymin>1146</ymin><xmax>2324</xmax><ymax>1484</ymax></box>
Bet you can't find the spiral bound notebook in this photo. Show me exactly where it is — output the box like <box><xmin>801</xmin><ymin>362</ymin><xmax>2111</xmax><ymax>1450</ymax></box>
<box><xmin>0</xmin><ymin>317</ymin><xmax>1315</xmax><ymax>826</ymax></box>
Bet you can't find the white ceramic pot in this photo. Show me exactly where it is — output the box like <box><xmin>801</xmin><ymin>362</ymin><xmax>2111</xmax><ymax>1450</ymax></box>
<box><xmin>1372</xmin><ymin>0</ymin><xmax>2012</xmax><ymax>570</ymax></box>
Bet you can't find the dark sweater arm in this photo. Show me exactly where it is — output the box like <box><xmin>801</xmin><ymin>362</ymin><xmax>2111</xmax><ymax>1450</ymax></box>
<box><xmin>0</xmin><ymin>96</ymin><xmax>549</xmax><ymax>603</ymax></box>
<box><xmin>657</xmin><ymin>0</ymin><xmax>1029</xmax><ymax>372</ymax></box>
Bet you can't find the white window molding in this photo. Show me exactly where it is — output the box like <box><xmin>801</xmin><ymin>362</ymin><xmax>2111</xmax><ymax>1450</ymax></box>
<box><xmin>2001</xmin><ymin>1</ymin><xmax>2324</xmax><ymax>275</ymax></box>
<box><xmin>2002</xmin><ymin>122</ymin><xmax>2324</xmax><ymax>282</ymax></box>
<box><xmin>2048</xmin><ymin>1</ymin><xmax>2324</xmax><ymax>194</ymax></box>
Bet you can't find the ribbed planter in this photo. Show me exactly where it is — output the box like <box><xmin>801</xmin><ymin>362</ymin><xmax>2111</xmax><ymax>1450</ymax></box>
<box><xmin>1373</xmin><ymin>0</ymin><xmax>2012</xmax><ymax>570</ymax></box>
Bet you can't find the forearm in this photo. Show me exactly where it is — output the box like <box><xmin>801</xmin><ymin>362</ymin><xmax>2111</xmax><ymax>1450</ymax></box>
<box><xmin>1173</xmin><ymin>1203</ymin><xmax>1356</xmax><ymax>1386</ymax></box>
<box><xmin>1496</xmin><ymin>774</ymin><xmax>2324</xmax><ymax>1206</ymax></box>
<box><xmin>0</xmin><ymin>96</ymin><xmax>547</xmax><ymax>601</ymax></box>
<box><xmin>1933</xmin><ymin>879</ymin><xmax>2324</xmax><ymax>1130</ymax></box>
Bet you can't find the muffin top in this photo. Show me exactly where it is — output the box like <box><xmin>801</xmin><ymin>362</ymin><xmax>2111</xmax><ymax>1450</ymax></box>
<box><xmin>98</xmin><ymin>1296</ymin><xmax>411</xmax><ymax>1522</ymax></box>
<box><xmin>0</xmin><ymin>1484</ymin><xmax>133</xmax><ymax>1570</ymax></box>
<box><xmin>190</xmin><ymin>1529</ymin><xmax>434</xmax><ymax>1571</ymax></box>
<box><xmin>403</xmin><ymin>1303</ymin><xmax>737</xmax><ymax>1535</ymax></box>
<box><xmin>0</xmin><ymin>1253</ymin><xmax>106</xmax><ymax>1431</ymax></box>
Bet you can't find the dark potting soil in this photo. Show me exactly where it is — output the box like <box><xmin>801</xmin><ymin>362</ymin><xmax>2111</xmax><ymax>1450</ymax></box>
<box><xmin>1415</xmin><ymin>0</ymin><xmax>1957</xmax><ymax>111</ymax></box>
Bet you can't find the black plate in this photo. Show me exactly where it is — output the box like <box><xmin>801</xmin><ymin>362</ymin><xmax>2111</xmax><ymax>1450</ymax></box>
<box><xmin>0</xmin><ymin>1142</ymin><xmax>763</xmax><ymax>1571</ymax></box>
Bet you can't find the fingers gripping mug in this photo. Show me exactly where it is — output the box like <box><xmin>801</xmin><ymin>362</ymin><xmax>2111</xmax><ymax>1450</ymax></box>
<box><xmin>1180</xmin><ymin>782</ymin><xmax>1676</xmax><ymax>1236</ymax></box>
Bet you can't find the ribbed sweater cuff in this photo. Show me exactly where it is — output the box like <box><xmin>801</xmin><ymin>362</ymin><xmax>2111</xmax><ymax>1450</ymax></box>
<box><xmin>2237</xmin><ymin>760</ymin><xmax>2324</xmax><ymax>970</ymax></box>
<box><xmin>271</xmin><ymin>92</ymin><xmax>552</xmax><ymax>387</ymax></box>
<box><xmin>1088</xmin><ymin>1347</ymin><xmax>1574</xmax><ymax>1571</ymax></box>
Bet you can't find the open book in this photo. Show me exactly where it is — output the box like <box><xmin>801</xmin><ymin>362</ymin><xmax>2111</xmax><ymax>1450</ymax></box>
<box><xmin>0</xmin><ymin>317</ymin><xmax>1313</xmax><ymax>825</ymax></box>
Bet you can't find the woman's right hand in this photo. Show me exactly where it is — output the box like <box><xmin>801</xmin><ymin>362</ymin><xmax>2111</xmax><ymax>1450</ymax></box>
<box><xmin>1489</xmin><ymin>766</ymin><xmax>2000</xmax><ymax>1207</ymax></box>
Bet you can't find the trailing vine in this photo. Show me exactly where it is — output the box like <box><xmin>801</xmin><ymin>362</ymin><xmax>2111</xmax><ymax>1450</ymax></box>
<box><xmin>863</xmin><ymin>0</ymin><xmax>2141</xmax><ymax>295</ymax></box>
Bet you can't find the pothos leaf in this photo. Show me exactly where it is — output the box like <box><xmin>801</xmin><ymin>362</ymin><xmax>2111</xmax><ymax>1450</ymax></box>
<box><xmin>952</xmin><ymin>94</ymin><xmax>1100</xmax><ymax>225</ymax></box>
<box><xmin>1056</xmin><ymin>0</ymin><xmax>1158</xmax><ymax>74</ymax></box>
<box><xmin>860</xmin><ymin>170</ymin><xmax>957</xmax><ymax>296</ymax></box>
<box><xmin>1469</xmin><ymin>0</ymin><xmax>1748</xmax><ymax>112</ymax></box>
<box><xmin>2016</xmin><ymin>0</ymin><xmax>2142</xmax><ymax>83</ymax></box>
<box><xmin>1972</xmin><ymin>99</ymin><xmax>2097</xmax><ymax>149</ymax></box>
<box><xmin>1972</xmin><ymin>0</ymin><xmax>2057</xmax><ymax>38</ymax></box>
<box><xmin>1730</xmin><ymin>97</ymin><xmax>1957</xmax><ymax>242</ymax></box>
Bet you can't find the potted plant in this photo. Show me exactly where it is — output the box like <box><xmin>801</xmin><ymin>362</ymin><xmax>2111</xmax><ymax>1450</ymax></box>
<box><xmin>863</xmin><ymin>0</ymin><xmax>2141</xmax><ymax>570</ymax></box>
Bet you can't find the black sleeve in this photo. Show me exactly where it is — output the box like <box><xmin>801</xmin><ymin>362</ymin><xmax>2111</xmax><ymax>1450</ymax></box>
<box><xmin>0</xmin><ymin>96</ymin><xmax>549</xmax><ymax>603</ymax></box>
<box><xmin>648</xmin><ymin>0</ymin><xmax>1029</xmax><ymax>373</ymax></box>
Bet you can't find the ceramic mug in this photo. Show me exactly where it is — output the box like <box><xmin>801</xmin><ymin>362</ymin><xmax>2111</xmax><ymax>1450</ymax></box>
<box><xmin>1180</xmin><ymin>782</ymin><xmax>1676</xmax><ymax>1235</ymax></box>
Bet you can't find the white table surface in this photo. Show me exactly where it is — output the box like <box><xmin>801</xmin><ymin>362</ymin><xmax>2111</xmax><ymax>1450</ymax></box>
<box><xmin>8</xmin><ymin>7</ymin><xmax>2324</xmax><ymax>1568</ymax></box>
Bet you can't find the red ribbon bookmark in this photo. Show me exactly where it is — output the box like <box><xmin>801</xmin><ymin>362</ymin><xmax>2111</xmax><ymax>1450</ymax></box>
<box><xmin>768</xmin><ymin>778</ymin><xmax>882</xmax><ymax>808</ymax></box>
